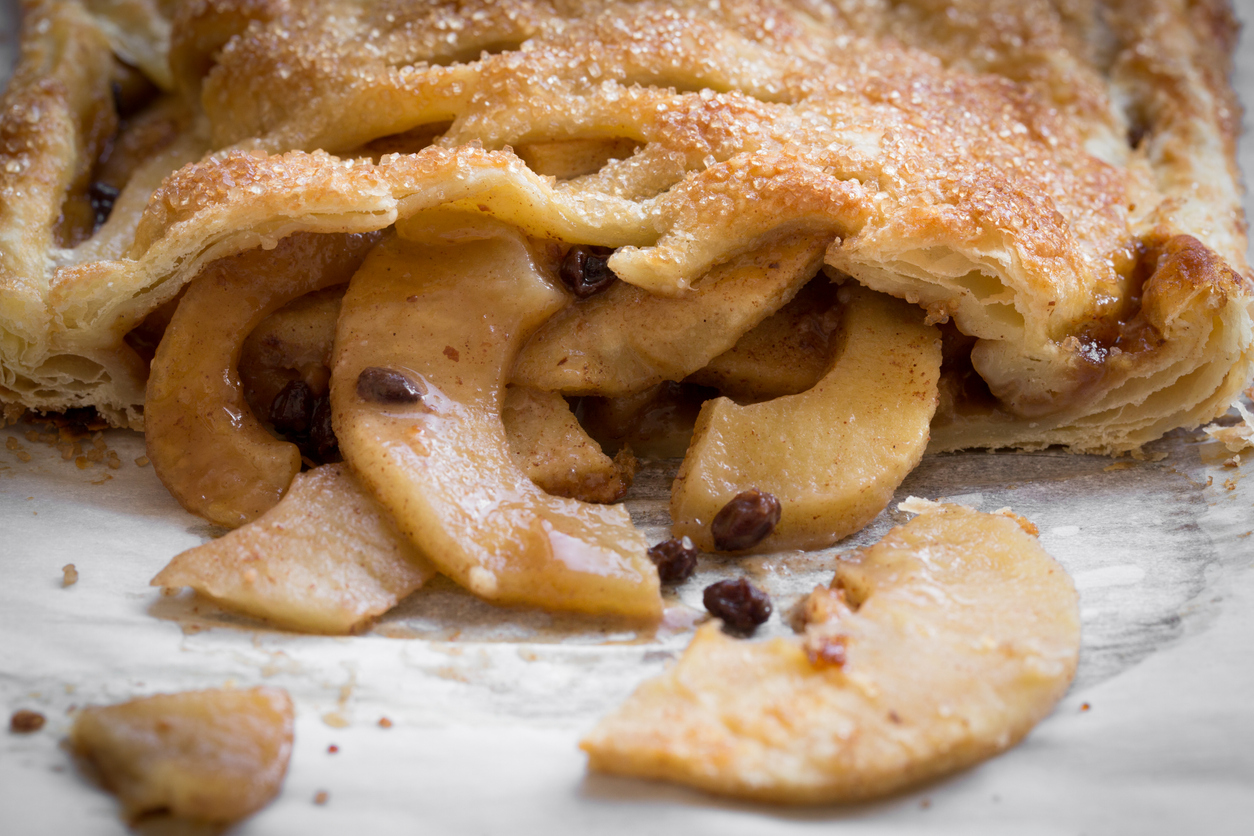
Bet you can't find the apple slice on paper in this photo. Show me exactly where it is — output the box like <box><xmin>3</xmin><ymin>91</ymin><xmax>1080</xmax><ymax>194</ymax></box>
<box><xmin>583</xmin><ymin>503</ymin><xmax>1080</xmax><ymax>803</ymax></box>
<box><xmin>152</xmin><ymin>463</ymin><xmax>435</xmax><ymax>634</ymax></box>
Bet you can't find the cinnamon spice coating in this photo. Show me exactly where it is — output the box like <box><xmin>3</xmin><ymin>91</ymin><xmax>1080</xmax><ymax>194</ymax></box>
<box><xmin>0</xmin><ymin>0</ymin><xmax>1249</xmax><ymax>453</ymax></box>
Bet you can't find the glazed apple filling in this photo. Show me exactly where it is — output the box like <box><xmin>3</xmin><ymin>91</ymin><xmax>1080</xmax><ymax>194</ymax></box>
<box><xmin>144</xmin><ymin>212</ymin><xmax>949</xmax><ymax>625</ymax></box>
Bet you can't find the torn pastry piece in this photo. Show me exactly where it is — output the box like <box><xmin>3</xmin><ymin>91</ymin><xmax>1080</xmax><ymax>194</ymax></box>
<box><xmin>331</xmin><ymin>212</ymin><xmax>661</xmax><ymax>620</ymax></box>
<box><xmin>1203</xmin><ymin>398</ymin><xmax>1254</xmax><ymax>453</ymax></box>
<box><xmin>672</xmin><ymin>286</ymin><xmax>942</xmax><ymax>553</ymax></box>
<box><xmin>144</xmin><ymin>232</ymin><xmax>378</xmax><ymax>527</ymax></box>
<box><xmin>0</xmin><ymin>0</ymin><xmax>210</xmax><ymax>426</ymax></box>
<box><xmin>932</xmin><ymin>232</ymin><xmax>1254</xmax><ymax>453</ymax></box>
<box><xmin>70</xmin><ymin>687</ymin><xmax>294</xmax><ymax>823</ymax></box>
<box><xmin>583</xmin><ymin>503</ymin><xmax>1080</xmax><ymax>803</ymax></box>
<box><xmin>151</xmin><ymin>463</ymin><xmax>436</xmax><ymax>634</ymax></box>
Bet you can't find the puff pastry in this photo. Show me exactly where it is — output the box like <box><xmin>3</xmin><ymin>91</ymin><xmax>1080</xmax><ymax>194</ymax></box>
<box><xmin>0</xmin><ymin>0</ymin><xmax>1249</xmax><ymax>455</ymax></box>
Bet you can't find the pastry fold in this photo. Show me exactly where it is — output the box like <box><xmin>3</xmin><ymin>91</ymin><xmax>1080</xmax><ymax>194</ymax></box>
<box><xmin>0</xmin><ymin>0</ymin><xmax>1249</xmax><ymax>452</ymax></box>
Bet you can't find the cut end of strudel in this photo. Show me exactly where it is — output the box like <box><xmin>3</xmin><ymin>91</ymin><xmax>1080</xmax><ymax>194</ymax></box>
<box><xmin>0</xmin><ymin>0</ymin><xmax>1250</xmax><ymax>455</ymax></box>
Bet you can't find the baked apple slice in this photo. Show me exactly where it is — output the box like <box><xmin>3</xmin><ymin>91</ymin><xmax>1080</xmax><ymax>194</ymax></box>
<box><xmin>502</xmin><ymin>385</ymin><xmax>636</xmax><ymax>504</ymax></box>
<box><xmin>511</xmin><ymin>231</ymin><xmax>828</xmax><ymax>396</ymax></box>
<box><xmin>71</xmin><ymin>687</ymin><xmax>293</xmax><ymax>823</ymax></box>
<box><xmin>582</xmin><ymin>503</ymin><xmax>1080</xmax><ymax>803</ymax></box>
<box><xmin>331</xmin><ymin>212</ymin><xmax>661</xmax><ymax>620</ymax></box>
<box><xmin>145</xmin><ymin>233</ymin><xmax>378</xmax><ymax>527</ymax></box>
<box><xmin>685</xmin><ymin>277</ymin><xmax>842</xmax><ymax>402</ymax></box>
<box><xmin>151</xmin><ymin>463</ymin><xmax>435</xmax><ymax>634</ymax></box>
<box><xmin>672</xmin><ymin>286</ymin><xmax>941</xmax><ymax>552</ymax></box>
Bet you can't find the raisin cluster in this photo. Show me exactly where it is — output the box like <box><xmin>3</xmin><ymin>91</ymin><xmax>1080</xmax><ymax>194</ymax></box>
<box><xmin>268</xmin><ymin>380</ymin><xmax>339</xmax><ymax>464</ymax></box>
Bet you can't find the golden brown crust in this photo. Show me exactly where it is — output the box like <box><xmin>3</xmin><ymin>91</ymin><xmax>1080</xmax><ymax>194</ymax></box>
<box><xmin>0</xmin><ymin>0</ymin><xmax>1248</xmax><ymax>452</ymax></box>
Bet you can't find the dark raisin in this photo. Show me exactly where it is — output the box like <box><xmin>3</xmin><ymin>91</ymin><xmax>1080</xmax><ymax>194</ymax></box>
<box><xmin>559</xmin><ymin>245</ymin><xmax>617</xmax><ymax>298</ymax></box>
<box><xmin>647</xmin><ymin>536</ymin><xmax>699</xmax><ymax>584</ymax></box>
<box><xmin>703</xmin><ymin>578</ymin><xmax>772</xmax><ymax>635</ymax></box>
<box><xmin>711</xmin><ymin>488</ymin><xmax>781</xmax><ymax>551</ymax></box>
<box><xmin>9</xmin><ymin>709</ymin><xmax>46</xmax><ymax>733</ymax></box>
<box><xmin>308</xmin><ymin>393</ymin><xmax>341</xmax><ymax>462</ymax></box>
<box><xmin>356</xmin><ymin>366</ymin><xmax>426</xmax><ymax>404</ymax></box>
<box><xmin>88</xmin><ymin>181</ymin><xmax>120</xmax><ymax>230</ymax></box>
<box><xmin>269</xmin><ymin>379</ymin><xmax>314</xmax><ymax>438</ymax></box>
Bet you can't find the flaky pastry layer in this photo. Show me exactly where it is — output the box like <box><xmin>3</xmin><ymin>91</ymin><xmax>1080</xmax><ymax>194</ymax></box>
<box><xmin>0</xmin><ymin>0</ymin><xmax>1251</xmax><ymax>452</ymax></box>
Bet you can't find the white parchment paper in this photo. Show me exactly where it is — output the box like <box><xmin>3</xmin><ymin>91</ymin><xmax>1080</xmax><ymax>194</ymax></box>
<box><xmin>2</xmin><ymin>2</ymin><xmax>1253</xmax><ymax>833</ymax></box>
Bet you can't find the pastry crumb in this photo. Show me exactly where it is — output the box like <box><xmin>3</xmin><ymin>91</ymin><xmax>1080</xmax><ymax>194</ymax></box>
<box><xmin>10</xmin><ymin>709</ymin><xmax>46</xmax><ymax>733</ymax></box>
<box><xmin>898</xmin><ymin>496</ymin><xmax>943</xmax><ymax>515</ymax></box>
<box><xmin>62</xmin><ymin>564</ymin><xmax>79</xmax><ymax>587</ymax></box>
<box><xmin>314</xmin><ymin>790</ymin><xmax>329</xmax><ymax>805</ymax></box>
<box><xmin>1203</xmin><ymin>402</ymin><xmax>1254</xmax><ymax>453</ymax></box>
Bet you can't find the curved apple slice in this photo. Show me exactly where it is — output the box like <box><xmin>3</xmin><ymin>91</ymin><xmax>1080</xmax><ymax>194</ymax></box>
<box><xmin>151</xmin><ymin>463</ymin><xmax>435</xmax><ymax>634</ymax></box>
<box><xmin>331</xmin><ymin>213</ymin><xmax>661</xmax><ymax>620</ymax></box>
<box><xmin>672</xmin><ymin>286</ymin><xmax>942</xmax><ymax>552</ymax></box>
<box><xmin>583</xmin><ymin>503</ymin><xmax>1080</xmax><ymax>803</ymax></box>
<box><xmin>145</xmin><ymin>233</ymin><xmax>379</xmax><ymax>527</ymax></box>
<box><xmin>511</xmin><ymin>232</ymin><xmax>828</xmax><ymax>396</ymax></box>
<box><xmin>685</xmin><ymin>277</ymin><xmax>842</xmax><ymax>402</ymax></box>
<box><xmin>502</xmin><ymin>386</ymin><xmax>636</xmax><ymax>504</ymax></box>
